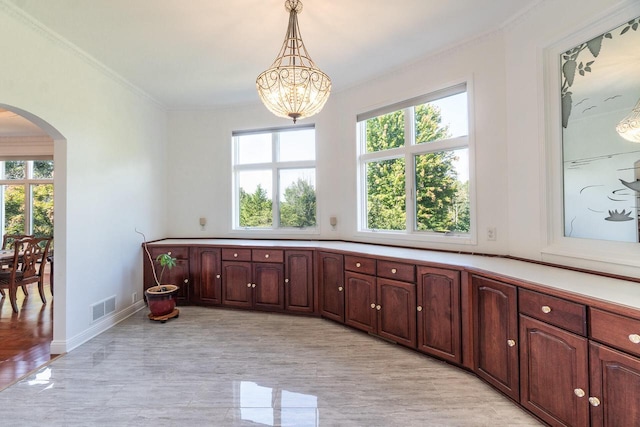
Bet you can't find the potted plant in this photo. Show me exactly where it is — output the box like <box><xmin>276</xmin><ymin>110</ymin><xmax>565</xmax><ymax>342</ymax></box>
<box><xmin>136</xmin><ymin>229</ymin><xmax>180</xmax><ymax>320</ymax></box>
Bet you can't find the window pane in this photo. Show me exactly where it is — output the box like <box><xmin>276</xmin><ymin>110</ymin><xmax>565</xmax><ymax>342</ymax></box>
<box><xmin>279</xmin><ymin>168</ymin><xmax>316</xmax><ymax>228</ymax></box>
<box><xmin>366</xmin><ymin>158</ymin><xmax>406</xmax><ymax>230</ymax></box>
<box><xmin>415</xmin><ymin>92</ymin><xmax>468</xmax><ymax>144</ymax></box>
<box><xmin>237</xmin><ymin>170</ymin><xmax>272</xmax><ymax>227</ymax></box>
<box><xmin>237</xmin><ymin>133</ymin><xmax>272</xmax><ymax>165</ymax></box>
<box><xmin>366</xmin><ymin>110</ymin><xmax>405</xmax><ymax>153</ymax></box>
<box><xmin>33</xmin><ymin>160</ymin><xmax>54</xmax><ymax>179</ymax></box>
<box><xmin>31</xmin><ymin>184</ymin><xmax>54</xmax><ymax>237</ymax></box>
<box><xmin>279</xmin><ymin>129</ymin><xmax>315</xmax><ymax>162</ymax></box>
<box><xmin>415</xmin><ymin>148</ymin><xmax>469</xmax><ymax>232</ymax></box>
<box><xmin>3</xmin><ymin>184</ymin><xmax>25</xmax><ymax>234</ymax></box>
<box><xmin>3</xmin><ymin>161</ymin><xmax>25</xmax><ymax>179</ymax></box>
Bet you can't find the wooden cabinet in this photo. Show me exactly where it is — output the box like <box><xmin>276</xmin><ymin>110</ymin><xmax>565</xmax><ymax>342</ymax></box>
<box><xmin>190</xmin><ymin>247</ymin><xmax>222</xmax><ymax>305</ymax></box>
<box><xmin>318</xmin><ymin>251</ymin><xmax>344</xmax><ymax>323</ymax></box>
<box><xmin>221</xmin><ymin>249</ymin><xmax>284</xmax><ymax>311</ymax></box>
<box><xmin>145</xmin><ymin>246</ymin><xmax>190</xmax><ymax>304</ymax></box>
<box><xmin>519</xmin><ymin>315</ymin><xmax>589</xmax><ymax>426</ymax></box>
<box><xmin>416</xmin><ymin>266</ymin><xmax>461</xmax><ymax>364</ymax></box>
<box><xmin>472</xmin><ymin>275</ymin><xmax>519</xmax><ymax>401</ymax></box>
<box><xmin>344</xmin><ymin>261</ymin><xmax>416</xmax><ymax>348</ymax></box>
<box><xmin>589</xmin><ymin>342</ymin><xmax>640</xmax><ymax>427</ymax></box>
<box><xmin>284</xmin><ymin>250</ymin><xmax>314</xmax><ymax>313</ymax></box>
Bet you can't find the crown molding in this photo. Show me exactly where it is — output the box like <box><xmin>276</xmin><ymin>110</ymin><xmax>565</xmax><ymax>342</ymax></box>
<box><xmin>0</xmin><ymin>0</ymin><xmax>166</xmax><ymax>110</ymax></box>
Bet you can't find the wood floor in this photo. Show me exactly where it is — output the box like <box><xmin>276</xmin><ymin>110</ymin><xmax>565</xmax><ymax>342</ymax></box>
<box><xmin>0</xmin><ymin>277</ymin><xmax>53</xmax><ymax>392</ymax></box>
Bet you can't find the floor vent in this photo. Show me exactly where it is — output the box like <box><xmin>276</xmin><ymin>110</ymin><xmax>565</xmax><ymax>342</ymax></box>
<box><xmin>91</xmin><ymin>296</ymin><xmax>116</xmax><ymax>322</ymax></box>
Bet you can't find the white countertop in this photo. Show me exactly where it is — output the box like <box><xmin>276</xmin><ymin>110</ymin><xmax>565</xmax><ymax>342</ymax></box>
<box><xmin>150</xmin><ymin>239</ymin><xmax>640</xmax><ymax>312</ymax></box>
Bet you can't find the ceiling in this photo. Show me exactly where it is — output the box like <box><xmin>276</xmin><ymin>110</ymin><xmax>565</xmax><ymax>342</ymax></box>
<box><xmin>5</xmin><ymin>0</ymin><xmax>540</xmax><ymax>110</ymax></box>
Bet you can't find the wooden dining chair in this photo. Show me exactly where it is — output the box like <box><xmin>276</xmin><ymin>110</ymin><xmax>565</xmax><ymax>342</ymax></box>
<box><xmin>0</xmin><ymin>237</ymin><xmax>52</xmax><ymax>312</ymax></box>
<box><xmin>0</xmin><ymin>233</ymin><xmax>33</xmax><ymax>296</ymax></box>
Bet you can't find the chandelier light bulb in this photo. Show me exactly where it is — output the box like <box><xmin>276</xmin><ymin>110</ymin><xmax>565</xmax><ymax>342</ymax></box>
<box><xmin>616</xmin><ymin>97</ymin><xmax>640</xmax><ymax>143</ymax></box>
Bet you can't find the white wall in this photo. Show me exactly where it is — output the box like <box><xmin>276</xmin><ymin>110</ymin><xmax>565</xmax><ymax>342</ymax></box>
<box><xmin>0</xmin><ymin>2</ymin><xmax>168</xmax><ymax>352</ymax></box>
<box><xmin>167</xmin><ymin>0</ymin><xmax>640</xmax><ymax>279</ymax></box>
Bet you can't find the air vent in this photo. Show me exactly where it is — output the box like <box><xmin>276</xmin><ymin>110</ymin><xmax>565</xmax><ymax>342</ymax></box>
<box><xmin>91</xmin><ymin>296</ymin><xmax>116</xmax><ymax>322</ymax></box>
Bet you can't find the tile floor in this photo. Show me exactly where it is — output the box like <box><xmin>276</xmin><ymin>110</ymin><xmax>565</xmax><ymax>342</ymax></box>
<box><xmin>0</xmin><ymin>307</ymin><xmax>543</xmax><ymax>426</ymax></box>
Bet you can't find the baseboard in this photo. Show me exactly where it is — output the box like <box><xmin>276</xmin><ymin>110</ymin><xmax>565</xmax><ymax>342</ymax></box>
<box><xmin>50</xmin><ymin>300</ymin><xmax>146</xmax><ymax>354</ymax></box>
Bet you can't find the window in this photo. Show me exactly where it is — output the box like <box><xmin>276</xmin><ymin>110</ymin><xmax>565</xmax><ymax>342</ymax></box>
<box><xmin>233</xmin><ymin>126</ymin><xmax>316</xmax><ymax>230</ymax></box>
<box><xmin>357</xmin><ymin>84</ymin><xmax>471</xmax><ymax>238</ymax></box>
<box><xmin>0</xmin><ymin>160</ymin><xmax>54</xmax><ymax>237</ymax></box>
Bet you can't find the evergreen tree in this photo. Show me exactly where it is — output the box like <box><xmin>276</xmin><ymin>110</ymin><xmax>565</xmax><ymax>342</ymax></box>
<box><xmin>239</xmin><ymin>185</ymin><xmax>272</xmax><ymax>227</ymax></box>
<box><xmin>280</xmin><ymin>178</ymin><xmax>316</xmax><ymax>227</ymax></box>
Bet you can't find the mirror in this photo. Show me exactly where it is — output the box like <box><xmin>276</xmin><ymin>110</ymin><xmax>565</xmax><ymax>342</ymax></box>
<box><xmin>561</xmin><ymin>17</ymin><xmax>640</xmax><ymax>242</ymax></box>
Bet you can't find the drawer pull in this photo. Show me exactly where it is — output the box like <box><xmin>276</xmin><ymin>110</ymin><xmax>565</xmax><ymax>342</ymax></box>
<box><xmin>233</xmin><ymin>253</ymin><xmax>238</xmax><ymax>258</ymax></box>
<box><xmin>588</xmin><ymin>397</ymin><xmax>601</xmax><ymax>407</ymax></box>
<box><xmin>629</xmin><ymin>334</ymin><xmax>640</xmax><ymax>344</ymax></box>
<box><xmin>391</xmin><ymin>268</ymin><xmax>397</xmax><ymax>274</ymax></box>
<box><xmin>507</xmin><ymin>339</ymin><xmax>516</xmax><ymax>347</ymax></box>
<box><xmin>376</xmin><ymin>305</ymin><xmax>381</xmax><ymax>311</ymax></box>
<box><xmin>370</xmin><ymin>303</ymin><xmax>376</xmax><ymax>309</ymax></box>
<box><xmin>265</xmin><ymin>254</ymin><xmax>270</xmax><ymax>259</ymax></box>
<box><xmin>356</xmin><ymin>262</ymin><xmax>361</xmax><ymax>268</ymax></box>
<box><xmin>541</xmin><ymin>305</ymin><xmax>552</xmax><ymax>314</ymax></box>
<box><xmin>417</xmin><ymin>306</ymin><xmax>423</xmax><ymax>312</ymax></box>
<box><xmin>574</xmin><ymin>388</ymin><xmax>585</xmax><ymax>398</ymax></box>
<box><xmin>338</xmin><ymin>286</ymin><xmax>343</xmax><ymax>292</ymax></box>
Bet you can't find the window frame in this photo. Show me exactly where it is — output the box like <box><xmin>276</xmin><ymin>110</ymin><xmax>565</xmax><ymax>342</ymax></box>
<box><xmin>231</xmin><ymin>125</ymin><xmax>318</xmax><ymax>233</ymax></box>
<box><xmin>0</xmin><ymin>159</ymin><xmax>54</xmax><ymax>237</ymax></box>
<box><xmin>356</xmin><ymin>83</ymin><xmax>475</xmax><ymax>244</ymax></box>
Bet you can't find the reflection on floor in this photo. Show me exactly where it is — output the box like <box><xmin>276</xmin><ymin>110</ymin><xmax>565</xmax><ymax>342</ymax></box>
<box><xmin>0</xmin><ymin>307</ymin><xmax>542</xmax><ymax>426</ymax></box>
<box><xmin>0</xmin><ymin>281</ymin><xmax>53</xmax><ymax>391</ymax></box>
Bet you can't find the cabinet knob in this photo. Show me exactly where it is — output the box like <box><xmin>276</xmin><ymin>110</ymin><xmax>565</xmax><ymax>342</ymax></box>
<box><xmin>338</xmin><ymin>286</ymin><xmax>343</xmax><ymax>292</ymax></box>
<box><xmin>574</xmin><ymin>388</ymin><xmax>585</xmax><ymax>398</ymax></box>
<box><xmin>629</xmin><ymin>334</ymin><xmax>640</xmax><ymax>344</ymax></box>
<box><xmin>356</xmin><ymin>262</ymin><xmax>361</xmax><ymax>268</ymax></box>
<box><xmin>183</xmin><ymin>279</ymin><xmax>189</xmax><ymax>284</ymax></box>
<box><xmin>588</xmin><ymin>397</ymin><xmax>601</xmax><ymax>407</ymax></box>
<box><xmin>371</xmin><ymin>303</ymin><xmax>376</xmax><ymax>309</ymax></box>
<box><xmin>391</xmin><ymin>268</ymin><xmax>397</xmax><ymax>274</ymax></box>
<box><xmin>417</xmin><ymin>306</ymin><xmax>423</xmax><ymax>312</ymax></box>
<box><xmin>541</xmin><ymin>305</ymin><xmax>552</xmax><ymax>314</ymax></box>
<box><xmin>285</xmin><ymin>279</ymin><xmax>289</xmax><ymax>283</ymax></box>
<box><xmin>216</xmin><ymin>274</ymin><xmax>221</xmax><ymax>279</ymax></box>
<box><xmin>247</xmin><ymin>283</ymin><xmax>252</xmax><ymax>288</ymax></box>
<box><xmin>265</xmin><ymin>254</ymin><xmax>269</xmax><ymax>259</ymax></box>
<box><xmin>507</xmin><ymin>339</ymin><xmax>516</xmax><ymax>347</ymax></box>
<box><xmin>376</xmin><ymin>305</ymin><xmax>381</xmax><ymax>310</ymax></box>
<box><xmin>252</xmin><ymin>283</ymin><xmax>256</xmax><ymax>288</ymax></box>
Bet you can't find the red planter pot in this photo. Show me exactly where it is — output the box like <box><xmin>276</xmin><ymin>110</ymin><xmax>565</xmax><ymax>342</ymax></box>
<box><xmin>145</xmin><ymin>284</ymin><xmax>179</xmax><ymax>317</ymax></box>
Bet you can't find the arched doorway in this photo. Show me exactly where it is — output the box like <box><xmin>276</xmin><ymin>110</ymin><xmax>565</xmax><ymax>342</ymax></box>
<box><xmin>0</xmin><ymin>104</ymin><xmax>66</xmax><ymax>386</ymax></box>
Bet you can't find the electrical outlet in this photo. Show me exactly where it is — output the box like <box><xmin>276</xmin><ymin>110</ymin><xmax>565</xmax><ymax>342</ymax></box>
<box><xmin>487</xmin><ymin>227</ymin><xmax>497</xmax><ymax>241</ymax></box>
<box><xmin>132</xmin><ymin>292</ymin><xmax>137</xmax><ymax>304</ymax></box>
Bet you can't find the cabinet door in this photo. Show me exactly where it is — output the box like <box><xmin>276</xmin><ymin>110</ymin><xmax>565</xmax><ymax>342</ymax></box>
<box><xmin>472</xmin><ymin>275</ymin><xmax>519</xmax><ymax>401</ymax></box>
<box><xmin>417</xmin><ymin>267</ymin><xmax>461</xmax><ymax>363</ymax></box>
<box><xmin>191</xmin><ymin>247</ymin><xmax>222</xmax><ymax>305</ymax></box>
<box><xmin>148</xmin><ymin>247</ymin><xmax>190</xmax><ymax>304</ymax></box>
<box><xmin>253</xmin><ymin>262</ymin><xmax>284</xmax><ymax>311</ymax></box>
<box><xmin>344</xmin><ymin>271</ymin><xmax>377</xmax><ymax>333</ymax></box>
<box><xmin>520</xmin><ymin>315</ymin><xmax>589</xmax><ymax>426</ymax></box>
<box><xmin>589</xmin><ymin>342</ymin><xmax>640</xmax><ymax>427</ymax></box>
<box><xmin>318</xmin><ymin>252</ymin><xmax>345</xmax><ymax>323</ymax></box>
<box><xmin>285</xmin><ymin>250</ymin><xmax>314</xmax><ymax>313</ymax></box>
<box><xmin>221</xmin><ymin>261</ymin><xmax>253</xmax><ymax>308</ymax></box>
<box><xmin>377</xmin><ymin>277</ymin><xmax>416</xmax><ymax>348</ymax></box>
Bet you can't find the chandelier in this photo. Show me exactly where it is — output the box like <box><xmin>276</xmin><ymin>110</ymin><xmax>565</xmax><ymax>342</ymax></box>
<box><xmin>616</xmin><ymin>97</ymin><xmax>640</xmax><ymax>143</ymax></box>
<box><xmin>256</xmin><ymin>0</ymin><xmax>331</xmax><ymax>123</ymax></box>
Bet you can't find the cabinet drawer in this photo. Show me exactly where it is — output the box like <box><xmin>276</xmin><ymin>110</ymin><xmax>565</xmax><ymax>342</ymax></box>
<box><xmin>221</xmin><ymin>248</ymin><xmax>252</xmax><ymax>261</ymax></box>
<box><xmin>590</xmin><ymin>308</ymin><xmax>640</xmax><ymax>357</ymax></box>
<box><xmin>519</xmin><ymin>289</ymin><xmax>587</xmax><ymax>336</ymax></box>
<box><xmin>376</xmin><ymin>260</ymin><xmax>415</xmax><ymax>282</ymax></box>
<box><xmin>150</xmin><ymin>246</ymin><xmax>189</xmax><ymax>259</ymax></box>
<box><xmin>344</xmin><ymin>255</ymin><xmax>376</xmax><ymax>275</ymax></box>
<box><xmin>252</xmin><ymin>249</ymin><xmax>283</xmax><ymax>263</ymax></box>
